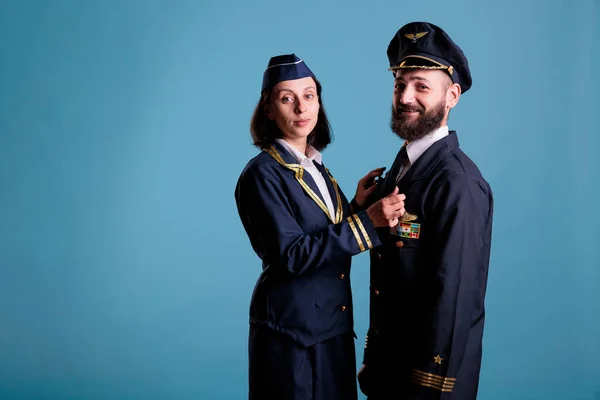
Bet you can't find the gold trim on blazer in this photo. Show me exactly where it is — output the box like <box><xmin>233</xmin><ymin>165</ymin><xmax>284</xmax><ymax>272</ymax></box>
<box><xmin>265</xmin><ymin>146</ymin><xmax>343</xmax><ymax>224</ymax></box>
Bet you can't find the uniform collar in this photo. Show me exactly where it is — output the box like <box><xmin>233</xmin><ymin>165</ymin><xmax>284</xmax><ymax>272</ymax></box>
<box><xmin>275</xmin><ymin>138</ymin><xmax>323</xmax><ymax>165</ymax></box>
<box><xmin>405</xmin><ymin>125</ymin><xmax>449</xmax><ymax>166</ymax></box>
<box><xmin>402</xmin><ymin>130</ymin><xmax>460</xmax><ymax>182</ymax></box>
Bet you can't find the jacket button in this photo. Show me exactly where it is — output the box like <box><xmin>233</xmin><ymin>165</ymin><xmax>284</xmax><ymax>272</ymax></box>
<box><xmin>339</xmin><ymin>273</ymin><xmax>345</xmax><ymax>279</ymax></box>
<box><xmin>341</xmin><ymin>305</ymin><xmax>347</xmax><ymax>312</ymax></box>
<box><xmin>374</xmin><ymin>289</ymin><xmax>380</xmax><ymax>296</ymax></box>
<box><xmin>396</xmin><ymin>240</ymin><xmax>404</xmax><ymax>248</ymax></box>
<box><xmin>376</xmin><ymin>252</ymin><xmax>382</xmax><ymax>260</ymax></box>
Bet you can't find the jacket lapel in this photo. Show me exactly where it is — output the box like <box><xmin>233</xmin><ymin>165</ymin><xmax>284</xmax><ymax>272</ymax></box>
<box><xmin>397</xmin><ymin>131</ymin><xmax>459</xmax><ymax>187</ymax></box>
<box><xmin>272</xmin><ymin>142</ymin><xmax>324</xmax><ymax>202</ymax></box>
<box><xmin>266</xmin><ymin>142</ymin><xmax>343</xmax><ymax>224</ymax></box>
<box><xmin>313</xmin><ymin>161</ymin><xmax>335</xmax><ymax>204</ymax></box>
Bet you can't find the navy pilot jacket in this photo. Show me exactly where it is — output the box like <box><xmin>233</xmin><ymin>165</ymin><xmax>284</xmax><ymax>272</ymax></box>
<box><xmin>360</xmin><ymin>132</ymin><xmax>494</xmax><ymax>400</ymax></box>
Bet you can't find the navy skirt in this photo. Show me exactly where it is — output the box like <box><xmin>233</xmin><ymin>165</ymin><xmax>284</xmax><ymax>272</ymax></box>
<box><xmin>248</xmin><ymin>325</ymin><xmax>358</xmax><ymax>400</ymax></box>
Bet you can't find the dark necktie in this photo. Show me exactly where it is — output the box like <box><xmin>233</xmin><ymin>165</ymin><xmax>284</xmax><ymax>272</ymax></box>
<box><xmin>384</xmin><ymin>145</ymin><xmax>408</xmax><ymax>195</ymax></box>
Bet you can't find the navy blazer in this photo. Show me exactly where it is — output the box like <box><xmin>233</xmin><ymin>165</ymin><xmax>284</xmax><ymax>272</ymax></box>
<box><xmin>360</xmin><ymin>132</ymin><xmax>494</xmax><ymax>400</ymax></box>
<box><xmin>235</xmin><ymin>141</ymin><xmax>380</xmax><ymax>347</ymax></box>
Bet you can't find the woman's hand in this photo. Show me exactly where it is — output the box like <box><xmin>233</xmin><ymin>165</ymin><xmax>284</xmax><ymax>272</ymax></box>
<box><xmin>354</xmin><ymin>167</ymin><xmax>385</xmax><ymax>208</ymax></box>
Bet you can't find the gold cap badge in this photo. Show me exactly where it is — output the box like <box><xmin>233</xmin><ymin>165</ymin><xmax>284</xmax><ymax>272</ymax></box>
<box><xmin>404</xmin><ymin>32</ymin><xmax>429</xmax><ymax>43</ymax></box>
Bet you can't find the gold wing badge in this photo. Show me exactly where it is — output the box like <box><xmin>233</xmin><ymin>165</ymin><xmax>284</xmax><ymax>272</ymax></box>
<box><xmin>404</xmin><ymin>32</ymin><xmax>428</xmax><ymax>43</ymax></box>
<box><xmin>400</xmin><ymin>212</ymin><xmax>418</xmax><ymax>222</ymax></box>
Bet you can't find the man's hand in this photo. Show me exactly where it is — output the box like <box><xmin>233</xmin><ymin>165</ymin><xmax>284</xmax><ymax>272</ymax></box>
<box><xmin>354</xmin><ymin>167</ymin><xmax>386</xmax><ymax>208</ymax></box>
<box><xmin>366</xmin><ymin>187</ymin><xmax>406</xmax><ymax>227</ymax></box>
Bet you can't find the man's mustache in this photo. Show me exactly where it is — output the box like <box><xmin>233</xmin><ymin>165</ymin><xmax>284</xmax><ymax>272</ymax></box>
<box><xmin>394</xmin><ymin>105</ymin><xmax>424</xmax><ymax>114</ymax></box>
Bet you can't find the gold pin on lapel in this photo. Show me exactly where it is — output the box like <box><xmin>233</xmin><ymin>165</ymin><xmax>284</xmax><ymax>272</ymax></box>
<box><xmin>400</xmin><ymin>212</ymin><xmax>418</xmax><ymax>222</ymax></box>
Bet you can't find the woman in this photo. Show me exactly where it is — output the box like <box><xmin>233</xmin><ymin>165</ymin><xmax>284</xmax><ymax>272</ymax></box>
<box><xmin>234</xmin><ymin>54</ymin><xmax>405</xmax><ymax>399</ymax></box>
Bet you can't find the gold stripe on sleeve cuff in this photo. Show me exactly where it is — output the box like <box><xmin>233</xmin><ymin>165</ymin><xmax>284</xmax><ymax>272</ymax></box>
<box><xmin>352</xmin><ymin>214</ymin><xmax>373</xmax><ymax>250</ymax></box>
<box><xmin>347</xmin><ymin>216</ymin><xmax>365</xmax><ymax>252</ymax></box>
<box><xmin>411</xmin><ymin>370</ymin><xmax>455</xmax><ymax>392</ymax></box>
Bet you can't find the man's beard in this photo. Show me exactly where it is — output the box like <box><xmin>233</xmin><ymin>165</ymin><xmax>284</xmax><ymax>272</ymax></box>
<box><xmin>390</xmin><ymin>98</ymin><xmax>446</xmax><ymax>142</ymax></box>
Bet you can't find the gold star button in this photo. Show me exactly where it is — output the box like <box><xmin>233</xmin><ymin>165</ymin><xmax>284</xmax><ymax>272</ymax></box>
<box><xmin>434</xmin><ymin>354</ymin><xmax>443</xmax><ymax>365</ymax></box>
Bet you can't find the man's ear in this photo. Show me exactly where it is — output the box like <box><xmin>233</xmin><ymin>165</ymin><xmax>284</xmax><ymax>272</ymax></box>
<box><xmin>446</xmin><ymin>82</ymin><xmax>461</xmax><ymax>110</ymax></box>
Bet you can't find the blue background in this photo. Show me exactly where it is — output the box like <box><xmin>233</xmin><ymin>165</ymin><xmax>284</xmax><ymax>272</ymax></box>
<box><xmin>1</xmin><ymin>0</ymin><xmax>598</xmax><ymax>399</ymax></box>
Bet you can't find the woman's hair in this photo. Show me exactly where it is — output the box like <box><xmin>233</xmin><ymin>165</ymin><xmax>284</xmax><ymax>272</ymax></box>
<box><xmin>249</xmin><ymin>77</ymin><xmax>333</xmax><ymax>151</ymax></box>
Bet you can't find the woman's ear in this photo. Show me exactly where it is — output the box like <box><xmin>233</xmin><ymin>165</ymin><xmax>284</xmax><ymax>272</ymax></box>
<box><xmin>264</xmin><ymin>104</ymin><xmax>274</xmax><ymax>120</ymax></box>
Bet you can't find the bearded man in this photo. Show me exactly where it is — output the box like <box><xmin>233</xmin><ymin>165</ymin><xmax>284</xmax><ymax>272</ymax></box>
<box><xmin>350</xmin><ymin>22</ymin><xmax>495</xmax><ymax>400</ymax></box>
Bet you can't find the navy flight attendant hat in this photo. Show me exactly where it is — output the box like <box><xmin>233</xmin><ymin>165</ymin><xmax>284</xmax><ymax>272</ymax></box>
<box><xmin>387</xmin><ymin>22</ymin><xmax>472</xmax><ymax>93</ymax></box>
<box><xmin>261</xmin><ymin>53</ymin><xmax>316</xmax><ymax>93</ymax></box>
